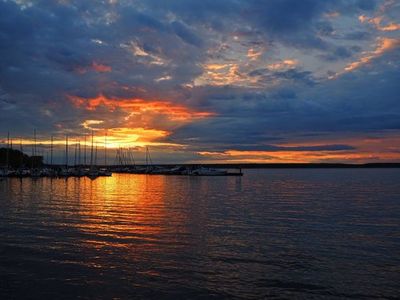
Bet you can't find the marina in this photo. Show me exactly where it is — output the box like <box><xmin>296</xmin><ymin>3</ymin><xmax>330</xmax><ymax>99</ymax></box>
<box><xmin>1</xmin><ymin>1</ymin><xmax>400</xmax><ymax>299</ymax></box>
<box><xmin>0</xmin><ymin>165</ymin><xmax>243</xmax><ymax>178</ymax></box>
<box><xmin>0</xmin><ymin>132</ymin><xmax>243</xmax><ymax>178</ymax></box>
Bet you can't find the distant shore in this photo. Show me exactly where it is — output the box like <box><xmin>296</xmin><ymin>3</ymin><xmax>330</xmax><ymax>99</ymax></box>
<box><xmin>64</xmin><ymin>163</ymin><xmax>400</xmax><ymax>169</ymax></box>
<box><xmin>1</xmin><ymin>148</ymin><xmax>399</xmax><ymax>169</ymax></box>
<box><xmin>202</xmin><ymin>163</ymin><xmax>400</xmax><ymax>169</ymax></box>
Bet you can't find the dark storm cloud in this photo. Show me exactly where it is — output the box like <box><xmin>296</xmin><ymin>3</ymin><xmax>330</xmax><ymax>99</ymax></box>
<box><xmin>318</xmin><ymin>46</ymin><xmax>354</xmax><ymax>62</ymax></box>
<box><xmin>171</xmin><ymin>21</ymin><xmax>204</xmax><ymax>47</ymax></box>
<box><xmin>0</xmin><ymin>0</ymin><xmax>398</xmax><ymax>158</ymax></box>
<box><xmin>218</xmin><ymin>144</ymin><xmax>355</xmax><ymax>152</ymax></box>
<box><xmin>342</xmin><ymin>31</ymin><xmax>372</xmax><ymax>40</ymax></box>
<box><xmin>170</xmin><ymin>50</ymin><xmax>400</xmax><ymax>148</ymax></box>
<box><xmin>141</xmin><ymin>0</ymin><xmax>379</xmax><ymax>50</ymax></box>
<box><xmin>239</xmin><ymin>0</ymin><xmax>377</xmax><ymax>49</ymax></box>
<box><xmin>0</xmin><ymin>0</ymin><xmax>203</xmax><ymax>133</ymax></box>
<box><xmin>117</xmin><ymin>7</ymin><xmax>166</xmax><ymax>33</ymax></box>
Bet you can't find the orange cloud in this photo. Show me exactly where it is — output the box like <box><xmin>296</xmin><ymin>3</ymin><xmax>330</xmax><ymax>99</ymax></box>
<box><xmin>69</xmin><ymin>94</ymin><xmax>215</xmax><ymax>122</ymax></box>
<box><xmin>329</xmin><ymin>37</ymin><xmax>400</xmax><ymax>78</ymax></box>
<box><xmin>198</xmin><ymin>149</ymin><xmax>400</xmax><ymax>163</ymax></box>
<box><xmin>359</xmin><ymin>14</ymin><xmax>400</xmax><ymax>31</ymax></box>
<box><xmin>325</xmin><ymin>11</ymin><xmax>340</xmax><ymax>18</ymax></box>
<box><xmin>127</xmin><ymin>41</ymin><xmax>167</xmax><ymax>65</ymax></box>
<box><xmin>379</xmin><ymin>23</ymin><xmax>400</xmax><ymax>31</ymax></box>
<box><xmin>247</xmin><ymin>48</ymin><xmax>263</xmax><ymax>61</ymax></box>
<box><xmin>198</xmin><ymin>134</ymin><xmax>400</xmax><ymax>163</ymax></box>
<box><xmin>93</xmin><ymin>127</ymin><xmax>175</xmax><ymax>148</ymax></box>
<box><xmin>68</xmin><ymin>94</ymin><xmax>215</xmax><ymax>147</ymax></box>
<box><xmin>195</xmin><ymin>63</ymin><xmax>259</xmax><ymax>87</ymax></box>
<box><xmin>267</xmin><ymin>59</ymin><xmax>298</xmax><ymax>71</ymax></box>
<box><xmin>74</xmin><ymin>61</ymin><xmax>112</xmax><ymax>74</ymax></box>
<box><xmin>91</xmin><ymin>62</ymin><xmax>112</xmax><ymax>72</ymax></box>
<box><xmin>358</xmin><ymin>15</ymin><xmax>368</xmax><ymax>23</ymax></box>
<box><xmin>195</xmin><ymin>58</ymin><xmax>300</xmax><ymax>87</ymax></box>
<box><xmin>8</xmin><ymin>132</ymin><xmax>400</xmax><ymax>161</ymax></box>
<box><xmin>344</xmin><ymin>37</ymin><xmax>400</xmax><ymax>72</ymax></box>
<box><xmin>8</xmin><ymin>128</ymin><xmax>176</xmax><ymax>150</ymax></box>
<box><xmin>204</xmin><ymin>63</ymin><xmax>232</xmax><ymax>71</ymax></box>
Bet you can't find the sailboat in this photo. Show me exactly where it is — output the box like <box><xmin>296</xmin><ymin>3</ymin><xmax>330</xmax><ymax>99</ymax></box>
<box><xmin>75</xmin><ymin>141</ymin><xmax>85</xmax><ymax>177</ymax></box>
<box><xmin>30</xmin><ymin>129</ymin><xmax>42</xmax><ymax>178</ymax></box>
<box><xmin>144</xmin><ymin>146</ymin><xmax>156</xmax><ymax>174</ymax></box>
<box><xmin>128</xmin><ymin>147</ymin><xmax>149</xmax><ymax>174</ymax></box>
<box><xmin>87</xmin><ymin>131</ymin><xmax>99</xmax><ymax>180</ymax></box>
<box><xmin>1</xmin><ymin>132</ymin><xmax>11</xmax><ymax>177</ymax></box>
<box><xmin>47</xmin><ymin>135</ymin><xmax>57</xmax><ymax>177</ymax></box>
<box><xmin>0</xmin><ymin>134</ymin><xmax>8</xmax><ymax>178</ymax></box>
<box><xmin>189</xmin><ymin>167</ymin><xmax>228</xmax><ymax>176</ymax></box>
<box><xmin>41</xmin><ymin>135</ymin><xmax>55</xmax><ymax>177</ymax></box>
<box><xmin>16</xmin><ymin>140</ymin><xmax>30</xmax><ymax>177</ymax></box>
<box><xmin>144</xmin><ymin>147</ymin><xmax>169</xmax><ymax>174</ymax></box>
<box><xmin>98</xmin><ymin>131</ymin><xmax>112</xmax><ymax>176</ymax></box>
<box><xmin>69</xmin><ymin>141</ymin><xmax>82</xmax><ymax>177</ymax></box>
<box><xmin>59</xmin><ymin>135</ymin><xmax>70</xmax><ymax>177</ymax></box>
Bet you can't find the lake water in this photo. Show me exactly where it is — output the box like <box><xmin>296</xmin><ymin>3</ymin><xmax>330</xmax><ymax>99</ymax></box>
<box><xmin>0</xmin><ymin>169</ymin><xmax>399</xmax><ymax>299</ymax></box>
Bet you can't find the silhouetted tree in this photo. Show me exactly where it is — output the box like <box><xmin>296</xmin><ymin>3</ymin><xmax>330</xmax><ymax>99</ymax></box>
<box><xmin>0</xmin><ymin>148</ymin><xmax>43</xmax><ymax>168</ymax></box>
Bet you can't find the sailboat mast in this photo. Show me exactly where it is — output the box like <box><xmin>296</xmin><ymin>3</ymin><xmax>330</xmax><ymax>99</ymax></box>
<box><xmin>117</xmin><ymin>147</ymin><xmax>122</xmax><ymax>166</ymax></box>
<box><xmin>145</xmin><ymin>146</ymin><xmax>148</xmax><ymax>167</ymax></box>
<box><xmin>20</xmin><ymin>140</ymin><xmax>23</xmax><ymax>168</ymax></box>
<box><xmin>31</xmin><ymin>130</ymin><xmax>34</xmax><ymax>169</ymax></box>
<box><xmin>78</xmin><ymin>141</ymin><xmax>81</xmax><ymax>166</ymax></box>
<box><xmin>104</xmin><ymin>131</ymin><xmax>107</xmax><ymax>167</ymax></box>
<box><xmin>84</xmin><ymin>135</ymin><xmax>87</xmax><ymax>166</ymax></box>
<box><xmin>147</xmin><ymin>147</ymin><xmax>152</xmax><ymax>165</ymax></box>
<box><xmin>33</xmin><ymin>129</ymin><xmax>37</xmax><ymax>167</ymax></box>
<box><xmin>74</xmin><ymin>142</ymin><xmax>77</xmax><ymax>167</ymax></box>
<box><xmin>130</xmin><ymin>148</ymin><xmax>136</xmax><ymax>166</ymax></box>
<box><xmin>65</xmin><ymin>135</ymin><xmax>68</xmax><ymax>168</ymax></box>
<box><xmin>33</xmin><ymin>129</ymin><xmax>36</xmax><ymax>157</ymax></box>
<box><xmin>50</xmin><ymin>135</ymin><xmax>53</xmax><ymax>166</ymax></box>
<box><xmin>95</xmin><ymin>143</ymin><xmax>98</xmax><ymax>166</ymax></box>
<box><xmin>6</xmin><ymin>132</ymin><xmax>9</xmax><ymax>170</ymax></box>
<box><xmin>90</xmin><ymin>131</ymin><xmax>94</xmax><ymax>169</ymax></box>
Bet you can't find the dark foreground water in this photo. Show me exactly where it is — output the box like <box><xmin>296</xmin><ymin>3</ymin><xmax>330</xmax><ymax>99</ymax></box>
<box><xmin>0</xmin><ymin>169</ymin><xmax>399</xmax><ymax>299</ymax></box>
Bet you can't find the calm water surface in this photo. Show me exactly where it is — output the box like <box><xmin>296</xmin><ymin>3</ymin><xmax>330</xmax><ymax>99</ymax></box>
<box><xmin>0</xmin><ymin>169</ymin><xmax>399</xmax><ymax>299</ymax></box>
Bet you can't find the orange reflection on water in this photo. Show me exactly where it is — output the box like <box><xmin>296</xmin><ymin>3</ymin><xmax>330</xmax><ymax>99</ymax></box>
<box><xmin>72</xmin><ymin>175</ymin><xmax>168</xmax><ymax>249</ymax></box>
<box><xmin>3</xmin><ymin>175</ymin><xmax>197</xmax><ymax>269</ymax></box>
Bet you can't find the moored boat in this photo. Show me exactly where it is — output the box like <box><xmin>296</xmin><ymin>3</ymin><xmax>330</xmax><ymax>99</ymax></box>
<box><xmin>190</xmin><ymin>167</ymin><xmax>228</xmax><ymax>176</ymax></box>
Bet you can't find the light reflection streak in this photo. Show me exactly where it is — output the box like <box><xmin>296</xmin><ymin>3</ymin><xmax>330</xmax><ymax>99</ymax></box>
<box><xmin>1</xmin><ymin>171</ymin><xmax>399</xmax><ymax>298</ymax></box>
<box><xmin>75</xmin><ymin>175</ymin><xmax>169</xmax><ymax>251</ymax></box>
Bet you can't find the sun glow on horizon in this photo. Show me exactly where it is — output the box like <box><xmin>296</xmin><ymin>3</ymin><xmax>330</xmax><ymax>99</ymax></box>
<box><xmin>196</xmin><ymin>134</ymin><xmax>400</xmax><ymax>163</ymax></box>
<box><xmin>63</xmin><ymin>94</ymin><xmax>216</xmax><ymax>148</ymax></box>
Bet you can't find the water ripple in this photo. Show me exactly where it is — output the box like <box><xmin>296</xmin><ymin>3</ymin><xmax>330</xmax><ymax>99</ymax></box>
<box><xmin>1</xmin><ymin>169</ymin><xmax>399</xmax><ymax>299</ymax></box>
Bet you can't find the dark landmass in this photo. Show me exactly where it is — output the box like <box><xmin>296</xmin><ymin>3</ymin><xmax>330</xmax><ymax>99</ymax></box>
<box><xmin>199</xmin><ymin>163</ymin><xmax>400</xmax><ymax>169</ymax></box>
<box><xmin>0</xmin><ymin>148</ymin><xmax>43</xmax><ymax>168</ymax></box>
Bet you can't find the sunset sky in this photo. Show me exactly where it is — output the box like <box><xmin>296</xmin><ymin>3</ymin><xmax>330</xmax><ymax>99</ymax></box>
<box><xmin>0</xmin><ymin>0</ymin><xmax>399</xmax><ymax>163</ymax></box>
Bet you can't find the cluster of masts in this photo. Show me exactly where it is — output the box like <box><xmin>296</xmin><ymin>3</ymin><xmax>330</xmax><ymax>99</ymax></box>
<box><xmin>0</xmin><ymin>130</ymin><xmax>112</xmax><ymax>179</ymax></box>
<box><xmin>112</xmin><ymin>147</ymin><xmax>243</xmax><ymax>175</ymax></box>
<box><xmin>1</xmin><ymin>130</ymin><xmax>243</xmax><ymax>179</ymax></box>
